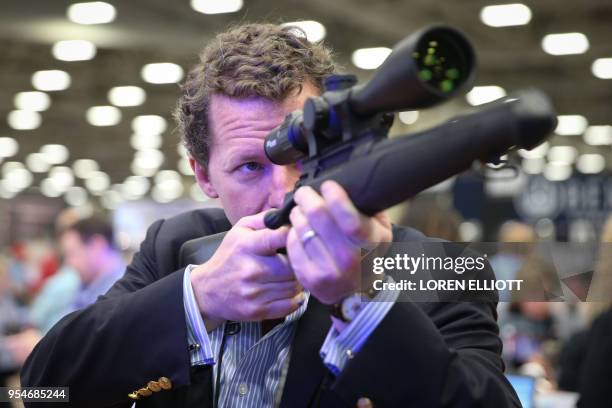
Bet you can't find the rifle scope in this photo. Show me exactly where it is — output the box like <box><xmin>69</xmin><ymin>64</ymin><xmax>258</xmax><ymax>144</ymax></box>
<box><xmin>264</xmin><ymin>25</ymin><xmax>476</xmax><ymax>165</ymax></box>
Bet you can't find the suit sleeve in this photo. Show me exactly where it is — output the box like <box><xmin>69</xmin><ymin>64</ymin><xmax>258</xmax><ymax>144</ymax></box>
<box><xmin>326</xmin><ymin>234</ymin><xmax>521</xmax><ymax>407</ymax></box>
<box><xmin>327</xmin><ymin>298</ymin><xmax>521</xmax><ymax>407</ymax></box>
<box><xmin>20</xmin><ymin>220</ymin><xmax>193</xmax><ymax>407</ymax></box>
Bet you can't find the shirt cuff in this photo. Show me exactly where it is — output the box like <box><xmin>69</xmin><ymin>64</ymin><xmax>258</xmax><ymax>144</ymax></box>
<box><xmin>183</xmin><ymin>264</ymin><xmax>215</xmax><ymax>366</ymax></box>
<box><xmin>319</xmin><ymin>275</ymin><xmax>399</xmax><ymax>375</ymax></box>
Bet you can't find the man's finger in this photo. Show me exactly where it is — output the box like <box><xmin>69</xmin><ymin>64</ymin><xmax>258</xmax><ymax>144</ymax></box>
<box><xmin>321</xmin><ymin>180</ymin><xmax>369</xmax><ymax>243</ymax></box>
<box><xmin>288</xmin><ymin>206</ymin><xmax>336</xmax><ymax>266</ymax></box>
<box><xmin>237</xmin><ymin>211</ymin><xmax>268</xmax><ymax>230</ymax></box>
<box><xmin>248</xmin><ymin>226</ymin><xmax>290</xmax><ymax>255</ymax></box>
<box><xmin>256</xmin><ymin>253</ymin><xmax>296</xmax><ymax>282</ymax></box>
<box><xmin>259</xmin><ymin>281</ymin><xmax>303</xmax><ymax>303</ymax></box>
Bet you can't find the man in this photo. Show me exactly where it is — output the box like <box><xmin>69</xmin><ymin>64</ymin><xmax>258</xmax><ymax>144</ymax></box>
<box><xmin>22</xmin><ymin>24</ymin><xmax>520</xmax><ymax>407</ymax></box>
<box><xmin>30</xmin><ymin>208</ymin><xmax>88</xmax><ymax>335</ymax></box>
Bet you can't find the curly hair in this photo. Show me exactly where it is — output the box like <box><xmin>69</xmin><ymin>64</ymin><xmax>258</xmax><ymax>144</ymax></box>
<box><xmin>174</xmin><ymin>23</ymin><xmax>336</xmax><ymax>168</ymax></box>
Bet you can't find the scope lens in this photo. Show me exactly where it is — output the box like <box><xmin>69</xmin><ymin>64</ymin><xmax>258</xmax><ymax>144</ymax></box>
<box><xmin>412</xmin><ymin>30</ymin><xmax>471</xmax><ymax>94</ymax></box>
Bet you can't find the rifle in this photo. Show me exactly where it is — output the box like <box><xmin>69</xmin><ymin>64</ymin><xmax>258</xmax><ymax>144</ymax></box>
<box><xmin>180</xmin><ymin>25</ymin><xmax>557</xmax><ymax>266</ymax></box>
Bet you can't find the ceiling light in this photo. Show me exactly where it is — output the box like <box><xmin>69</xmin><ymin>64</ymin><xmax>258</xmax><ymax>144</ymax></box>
<box><xmin>40</xmin><ymin>144</ymin><xmax>69</xmax><ymax>164</ymax></box>
<box><xmin>592</xmin><ymin>58</ymin><xmax>612</xmax><ymax>79</ymax></box>
<box><xmin>281</xmin><ymin>20</ymin><xmax>326</xmax><ymax>42</ymax></box>
<box><xmin>190</xmin><ymin>183</ymin><xmax>208</xmax><ymax>202</ymax></box>
<box><xmin>131</xmin><ymin>115</ymin><xmax>167</xmax><ymax>135</ymax></box>
<box><xmin>155</xmin><ymin>170</ymin><xmax>181</xmax><ymax>184</ymax></box>
<box><xmin>108</xmin><ymin>86</ymin><xmax>146</xmax><ymax>107</ymax></box>
<box><xmin>351</xmin><ymin>47</ymin><xmax>391</xmax><ymax>70</ymax></box>
<box><xmin>555</xmin><ymin>115</ymin><xmax>588</xmax><ymax>135</ymax></box>
<box><xmin>190</xmin><ymin>0</ymin><xmax>243</xmax><ymax>14</ymax></box>
<box><xmin>52</xmin><ymin>40</ymin><xmax>97</xmax><ymax>61</ymax></box>
<box><xmin>576</xmin><ymin>153</ymin><xmax>606</xmax><ymax>174</ymax></box>
<box><xmin>26</xmin><ymin>152</ymin><xmax>51</xmax><ymax>173</ymax></box>
<box><xmin>0</xmin><ymin>182</ymin><xmax>16</xmax><ymax>199</ymax></box>
<box><xmin>152</xmin><ymin>179</ymin><xmax>184</xmax><ymax>202</ymax></box>
<box><xmin>141</xmin><ymin>63</ymin><xmax>184</xmax><ymax>84</ymax></box>
<box><xmin>14</xmin><ymin>91</ymin><xmax>51</xmax><ymax>111</ymax></box>
<box><xmin>398</xmin><ymin>111</ymin><xmax>419</xmax><ymax>125</ymax></box>
<box><xmin>178</xmin><ymin>157</ymin><xmax>193</xmax><ymax>175</ymax></box>
<box><xmin>480</xmin><ymin>4</ymin><xmax>532</xmax><ymax>27</ymax></box>
<box><xmin>542</xmin><ymin>33</ymin><xmax>589</xmax><ymax>56</ymax></box>
<box><xmin>101</xmin><ymin>190</ymin><xmax>123</xmax><ymax>209</ymax></box>
<box><xmin>2</xmin><ymin>161</ymin><xmax>24</xmax><ymax>177</ymax></box>
<box><xmin>49</xmin><ymin>166</ymin><xmax>75</xmax><ymax>191</ymax></box>
<box><xmin>40</xmin><ymin>178</ymin><xmax>63</xmax><ymax>197</ymax></box>
<box><xmin>130</xmin><ymin>133</ymin><xmax>162</xmax><ymax>150</ymax></box>
<box><xmin>466</xmin><ymin>86</ymin><xmax>506</xmax><ymax>106</ymax></box>
<box><xmin>73</xmin><ymin>159</ymin><xmax>99</xmax><ymax>178</ymax></box>
<box><xmin>132</xmin><ymin>149</ymin><xmax>164</xmax><ymax>175</ymax></box>
<box><xmin>544</xmin><ymin>162</ymin><xmax>572</xmax><ymax>181</ymax></box>
<box><xmin>86</xmin><ymin>105</ymin><xmax>121</xmax><ymax>126</ymax></box>
<box><xmin>31</xmin><ymin>70</ymin><xmax>71</xmax><ymax>91</ymax></box>
<box><xmin>85</xmin><ymin>171</ymin><xmax>110</xmax><ymax>194</ymax></box>
<box><xmin>0</xmin><ymin>137</ymin><xmax>18</xmax><ymax>158</ymax></box>
<box><xmin>64</xmin><ymin>186</ymin><xmax>88</xmax><ymax>206</ymax></box>
<box><xmin>123</xmin><ymin>176</ymin><xmax>150</xmax><ymax>198</ymax></box>
<box><xmin>130</xmin><ymin>162</ymin><xmax>156</xmax><ymax>177</ymax></box>
<box><xmin>67</xmin><ymin>2</ymin><xmax>116</xmax><ymax>25</ymax></box>
<box><xmin>7</xmin><ymin>110</ymin><xmax>42</xmax><ymax>130</ymax></box>
<box><xmin>584</xmin><ymin>125</ymin><xmax>612</xmax><ymax>145</ymax></box>
<box><xmin>518</xmin><ymin>142</ymin><xmax>549</xmax><ymax>159</ymax></box>
<box><xmin>548</xmin><ymin>145</ymin><xmax>578</xmax><ymax>165</ymax></box>
<box><xmin>5</xmin><ymin>167</ymin><xmax>33</xmax><ymax>191</ymax></box>
<box><xmin>522</xmin><ymin>158</ymin><xmax>545</xmax><ymax>174</ymax></box>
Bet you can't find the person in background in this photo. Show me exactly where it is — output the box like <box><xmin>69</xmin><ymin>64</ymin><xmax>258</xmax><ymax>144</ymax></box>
<box><xmin>28</xmin><ymin>208</ymin><xmax>82</xmax><ymax>334</ymax></box>
<box><xmin>0</xmin><ymin>254</ymin><xmax>30</xmax><ymax>386</ymax></box>
<box><xmin>490</xmin><ymin>221</ymin><xmax>536</xmax><ymax>292</ymax></box>
<box><xmin>498</xmin><ymin>255</ymin><xmax>561</xmax><ymax>389</ymax></box>
<box><xmin>5</xmin><ymin>215</ymin><xmax>125</xmax><ymax>368</ymax></box>
<box><xmin>558</xmin><ymin>215</ymin><xmax>612</xmax><ymax>407</ymax></box>
<box><xmin>398</xmin><ymin>197</ymin><xmax>463</xmax><ymax>241</ymax></box>
<box><xmin>58</xmin><ymin>215</ymin><xmax>125</xmax><ymax>313</ymax></box>
<box><xmin>7</xmin><ymin>243</ymin><xmax>29</xmax><ymax>304</ymax></box>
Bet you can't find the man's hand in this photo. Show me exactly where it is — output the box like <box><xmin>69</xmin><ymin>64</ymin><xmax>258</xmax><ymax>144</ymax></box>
<box><xmin>287</xmin><ymin>180</ymin><xmax>392</xmax><ymax>305</ymax></box>
<box><xmin>190</xmin><ymin>212</ymin><xmax>304</xmax><ymax>331</ymax></box>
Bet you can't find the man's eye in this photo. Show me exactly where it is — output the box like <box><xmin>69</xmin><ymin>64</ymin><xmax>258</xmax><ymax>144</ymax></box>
<box><xmin>239</xmin><ymin>162</ymin><xmax>264</xmax><ymax>173</ymax></box>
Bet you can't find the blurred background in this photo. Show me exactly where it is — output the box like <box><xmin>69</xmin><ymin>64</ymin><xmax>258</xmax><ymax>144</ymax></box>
<box><xmin>0</xmin><ymin>1</ymin><xmax>611</xmax><ymax>407</ymax></box>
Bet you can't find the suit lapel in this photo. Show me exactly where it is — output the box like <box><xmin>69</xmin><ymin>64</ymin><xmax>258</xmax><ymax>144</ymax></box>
<box><xmin>280</xmin><ymin>297</ymin><xmax>331</xmax><ymax>408</ymax></box>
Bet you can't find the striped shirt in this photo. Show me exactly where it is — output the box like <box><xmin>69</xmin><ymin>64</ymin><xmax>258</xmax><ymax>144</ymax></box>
<box><xmin>183</xmin><ymin>264</ymin><xmax>398</xmax><ymax>408</ymax></box>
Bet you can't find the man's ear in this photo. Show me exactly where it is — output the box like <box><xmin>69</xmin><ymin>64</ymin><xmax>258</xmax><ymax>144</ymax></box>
<box><xmin>189</xmin><ymin>157</ymin><xmax>219</xmax><ymax>198</ymax></box>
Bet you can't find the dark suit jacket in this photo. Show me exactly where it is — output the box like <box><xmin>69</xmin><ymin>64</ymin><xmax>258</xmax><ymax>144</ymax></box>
<box><xmin>578</xmin><ymin>307</ymin><xmax>612</xmax><ymax>408</ymax></box>
<box><xmin>21</xmin><ymin>208</ymin><xmax>520</xmax><ymax>407</ymax></box>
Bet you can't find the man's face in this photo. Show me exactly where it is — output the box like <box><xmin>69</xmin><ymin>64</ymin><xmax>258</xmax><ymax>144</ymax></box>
<box><xmin>191</xmin><ymin>83</ymin><xmax>319</xmax><ymax>224</ymax></box>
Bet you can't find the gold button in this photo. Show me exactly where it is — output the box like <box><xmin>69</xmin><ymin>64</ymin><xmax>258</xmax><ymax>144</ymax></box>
<box><xmin>148</xmin><ymin>381</ymin><xmax>162</xmax><ymax>392</ymax></box>
<box><xmin>128</xmin><ymin>392</ymin><xmax>140</xmax><ymax>400</ymax></box>
<box><xmin>138</xmin><ymin>387</ymin><xmax>152</xmax><ymax>397</ymax></box>
<box><xmin>357</xmin><ymin>397</ymin><xmax>373</xmax><ymax>408</ymax></box>
<box><xmin>159</xmin><ymin>376</ymin><xmax>172</xmax><ymax>390</ymax></box>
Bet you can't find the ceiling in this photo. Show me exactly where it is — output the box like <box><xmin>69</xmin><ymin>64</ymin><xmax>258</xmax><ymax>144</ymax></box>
<box><xmin>0</xmin><ymin>0</ymin><xmax>611</xmax><ymax>206</ymax></box>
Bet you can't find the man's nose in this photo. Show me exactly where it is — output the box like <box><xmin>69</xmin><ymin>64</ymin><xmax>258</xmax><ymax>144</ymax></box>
<box><xmin>268</xmin><ymin>165</ymin><xmax>300</xmax><ymax>209</ymax></box>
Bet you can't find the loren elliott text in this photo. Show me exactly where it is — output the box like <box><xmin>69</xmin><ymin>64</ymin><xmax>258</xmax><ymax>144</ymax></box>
<box><xmin>373</xmin><ymin>279</ymin><xmax>523</xmax><ymax>292</ymax></box>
